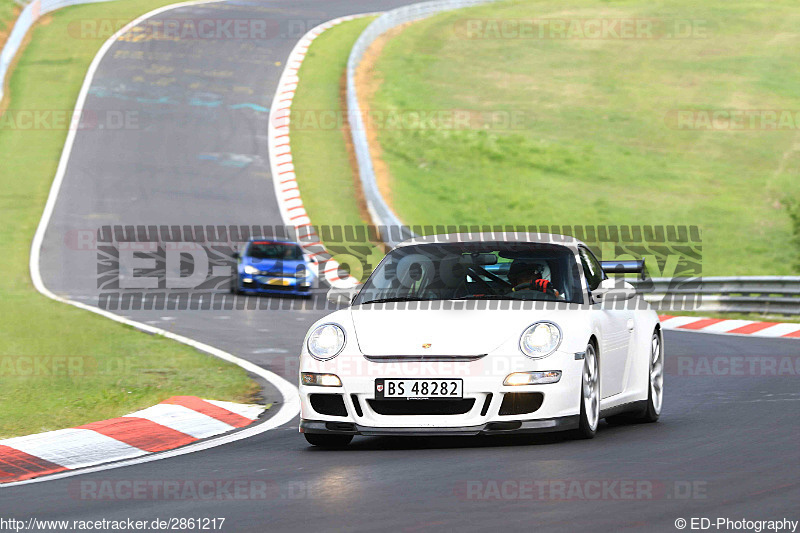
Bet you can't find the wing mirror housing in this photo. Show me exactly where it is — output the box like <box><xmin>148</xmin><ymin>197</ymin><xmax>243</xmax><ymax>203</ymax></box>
<box><xmin>327</xmin><ymin>286</ymin><xmax>359</xmax><ymax>306</ymax></box>
<box><xmin>592</xmin><ymin>278</ymin><xmax>636</xmax><ymax>302</ymax></box>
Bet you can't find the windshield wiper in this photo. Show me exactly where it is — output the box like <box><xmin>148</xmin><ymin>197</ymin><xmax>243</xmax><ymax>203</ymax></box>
<box><xmin>358</xmin><ymin>297</ymin><xmax>429</xmax><ymax>304</ymax></box>
<box><xmin>450</xmin><ymin>295</ymin><xmax>519</xmax><ymax>301</ymax></box>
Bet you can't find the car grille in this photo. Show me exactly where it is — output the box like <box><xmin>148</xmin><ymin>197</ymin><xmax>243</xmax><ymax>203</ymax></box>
<box><xmin>366</xmin><ymin>398</ymin><xmax>475</xmax><ymax>416</ymax></box>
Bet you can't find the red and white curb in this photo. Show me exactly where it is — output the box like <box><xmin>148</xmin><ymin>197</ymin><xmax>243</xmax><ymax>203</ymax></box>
<box><xmin>0</xmin><ymin>397</ymin><xmax>264</xmax><ymax>484</ymax></box>
<box><xmin>267</xmin><ymin>14</ymin><xmax>377</xmax><ymax>289</ymax></box>
<box><xmin>660</xmin><ymin>315</ymin><xmax>800</xmax><ymax>338</ymax></box>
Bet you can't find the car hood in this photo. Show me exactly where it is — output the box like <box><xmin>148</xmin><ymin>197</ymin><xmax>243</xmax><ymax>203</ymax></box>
<box><xmin>349</xmin><ymin>306</ymin><xmax>546</xmax><ymax>357</ymax></box>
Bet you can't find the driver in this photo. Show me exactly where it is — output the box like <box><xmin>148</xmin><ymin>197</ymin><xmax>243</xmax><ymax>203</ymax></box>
<box><xmin>507</xmin><ymin>259</ymin><xmax>559</xmax><ymax>297</ymax></box>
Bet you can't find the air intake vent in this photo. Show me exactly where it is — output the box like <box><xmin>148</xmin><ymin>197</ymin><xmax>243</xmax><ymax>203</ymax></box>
<box><xmin>498</xmin><ymin>393</ymin><xmax>544</xmax><ymax>416</ymax></box>
<box><xmin>367</xmin><ymin>399</ymin><xmax>475</xmax><ymax>415</ymax></box>
<box><xmin>310</xmin><ymin>394</ymin><xmax>348</xmax><ymax>417</ymax></box>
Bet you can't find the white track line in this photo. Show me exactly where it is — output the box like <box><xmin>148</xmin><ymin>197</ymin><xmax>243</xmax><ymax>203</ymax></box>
<box><xmin>7</xmin><ymin>0</ymin><xmax>305</xmax><ymax>488</ymax></box>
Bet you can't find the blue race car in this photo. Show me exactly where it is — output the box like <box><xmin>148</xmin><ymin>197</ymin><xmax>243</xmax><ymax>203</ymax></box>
<box><xmin>232</xmin><ymin>239</ymin><xmax>314</xmax><ymax>297</ymax></box>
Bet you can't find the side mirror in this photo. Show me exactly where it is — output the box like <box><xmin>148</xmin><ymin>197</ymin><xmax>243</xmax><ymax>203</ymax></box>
<box><xmin>327</xmin><ymin>287</ymin><xmax>358</xmax><ymax>306</ymax></box>
<box><xmin>232</xmin><ymin>251</ymin><xmax>239</xmax><ymax>259</ymax></box>
<box><xmin>593</xmin><ymin>278</ymin><xmax>636</xmax><ymax>302</ymax></box>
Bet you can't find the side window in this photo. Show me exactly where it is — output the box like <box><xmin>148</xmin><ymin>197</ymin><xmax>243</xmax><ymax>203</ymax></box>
<box><xmin>579</xmin><ymin>247</ymin><xmax>606</xmax><ymax>291</ymax></box>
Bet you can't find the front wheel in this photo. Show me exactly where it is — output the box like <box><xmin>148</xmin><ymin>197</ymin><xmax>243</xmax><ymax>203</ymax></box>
<box><xmin>304</xmin><ymin>433</ymin><xmax>353</xmax><ymax>448</ymax></box>
<box><xmin>573</xmin><ymin>342</ymin><xmax>599</xmax><ymax>439</ymax></box>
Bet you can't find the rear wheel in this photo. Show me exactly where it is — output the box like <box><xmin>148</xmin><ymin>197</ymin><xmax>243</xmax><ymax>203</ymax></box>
<box><xmin>304</xmin><ymin>433</ymin><xmax>353</xmax><ymax>448</ymax></box>
<box><xmin>573</xmin><ymin>342</ymin><xmax>599</xmax><ymax>439</ymax></box>
<box><xmin>640</xmin><ymin>331</ymin><xmax>663</xmax><ymax>422</ymax></box>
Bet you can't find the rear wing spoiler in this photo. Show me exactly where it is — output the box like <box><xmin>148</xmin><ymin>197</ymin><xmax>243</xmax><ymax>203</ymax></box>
<box><xmin>601</xmin><ymin>259</ymin><xmax>646</xmax><ymax>280</ymax></box>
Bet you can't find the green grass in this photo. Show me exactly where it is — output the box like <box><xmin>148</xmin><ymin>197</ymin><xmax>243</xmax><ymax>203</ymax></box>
<box><xmin>291</xmin><ymin>16</ymin><xmax>386</xmax><ymax>278</ymax></box>
<box><xmin>0</xmin><ymin>0</ymin><xmax>19</xmax><ymax>49</ymax></box>
<box><xmin>368</xmin><ymin>0</ymin><xmax>800</xmax><ymax>276</ymax></box>
<box><xmin>0</xmin><ymin>0</ymin><xmax>258</xmax><ymax>439</ymax></box>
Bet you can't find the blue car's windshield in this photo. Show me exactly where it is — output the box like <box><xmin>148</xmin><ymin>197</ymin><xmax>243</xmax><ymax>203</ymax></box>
<box><xmin>247</xmin><ymin>242</ymin><xmax>303</xmax><ymax>260</ymax></box>
<box><xmin>354</xmin><ymin>242</ymin><xmax>583</xmax><ymax>304</ymax></box>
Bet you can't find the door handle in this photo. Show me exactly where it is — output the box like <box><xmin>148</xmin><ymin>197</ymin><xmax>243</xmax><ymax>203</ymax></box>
<box><xmin>627</xmin><ymin>319</ymin><xmax>635</xmax><ymax>332</ymax></box>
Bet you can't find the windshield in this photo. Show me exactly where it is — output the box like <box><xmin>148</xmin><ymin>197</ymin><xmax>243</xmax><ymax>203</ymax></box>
<box><xmin>246</xmin><ymin>241</ymin><xmax>303</xmax><ymax>260</ymax></box>
<box><xmin>354</xmin><ymin>242</ymin><xmax>584</xmax><ymax>305</ymax></box>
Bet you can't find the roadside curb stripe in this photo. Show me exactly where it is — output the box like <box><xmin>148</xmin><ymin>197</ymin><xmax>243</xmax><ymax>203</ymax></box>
<box><xmin>0</xmin><ymin>446</ymin><xmax>68</xmax><ymax>482</ymax></box>
<box><xmin>267</xmin><ymin>13</ymin><xmax>379</xmax><ymax>290</ymax></box>
<box><xmin>77</xmin><ymin>418</ymin><xmax>197</xmax><ymax>453</ymax></box>
<box><xmin>0</xmin><ymin>397</ymin><xmax>263</xmax><ymax>484</ymax></box>
<box><xmin>659</xmin><ymin>315</ymin><xmax>800</xmax><ymax>338</ymax></box>
<box><xmin>160</xmin><ymin>396</ymin><xmax>253</xmax><ymax>428</ymax></box>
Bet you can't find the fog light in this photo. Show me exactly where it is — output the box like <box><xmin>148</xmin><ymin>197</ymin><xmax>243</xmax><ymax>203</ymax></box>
<box><xmin>504</xmin><ymin>371</ymin><xmax>562</xmax><ymax>386</ymax></box>
<box><xmin>301</xmin><ymin>372</ymin><xmax>342</xmax><ymax>387</ymax></box>
<box><xmin>243</xmin><ymin>278</ymin><xmax>253</xmax><ymax>283</ymax></box>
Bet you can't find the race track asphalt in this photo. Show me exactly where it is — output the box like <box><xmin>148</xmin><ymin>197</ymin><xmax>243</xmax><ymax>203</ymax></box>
<box><xmin>4</xmin><ymin>1</ymin><xmax>800</xmax><ymax>531</ymax></box>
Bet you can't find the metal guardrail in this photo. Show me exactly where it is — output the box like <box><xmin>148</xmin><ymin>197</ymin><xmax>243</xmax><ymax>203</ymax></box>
<box><xmin>346</xmin><ymin>0</ymin><xmax>498</xmax><ymax>247</ymax></box>
<box><xmin>0</xmin><ymin>0</ymin><xmax>113</xmax><ymax>101</ymax></box>
<box><xmin>631</xmin><ymin>277</ymin><xmax>800</xmax><ymax>316</ymax></box>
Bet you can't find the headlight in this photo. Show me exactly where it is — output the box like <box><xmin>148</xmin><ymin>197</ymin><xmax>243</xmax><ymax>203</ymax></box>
<box><xmin>307</xmin><ymin>323</ymin><xmax>346</xmax><ymax>360</ymax></box>
<box><xmin>244</xmin><ymin>265</ymin><xmax>259</xmax><ymax>275</ymax></box>
<box><xmin>519</xmin><ymin>322</ymin><xmax>562</xmax><ymax>358</ymax></box>
<box><xmin>295</xmin><ymin>265</ymin><xmax>307</xmax><ymax>279</ymax></box>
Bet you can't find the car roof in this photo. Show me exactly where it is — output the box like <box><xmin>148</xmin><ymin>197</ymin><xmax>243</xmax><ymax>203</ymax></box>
<box><xmin>395</xmin><ymin>232</ymin><xmax>584</xmax><ymax>250</ymax></box>
<box><xmin>247</xmin><ymin>238</ymin><xmax>298</xmax><ymax>245</ymax></box>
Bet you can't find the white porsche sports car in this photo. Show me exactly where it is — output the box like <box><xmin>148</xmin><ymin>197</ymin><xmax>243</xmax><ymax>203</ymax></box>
<box><xmin>298</xmin><ymin>233</ymin><xmax>663</xmax><ymax>447</ymax></box>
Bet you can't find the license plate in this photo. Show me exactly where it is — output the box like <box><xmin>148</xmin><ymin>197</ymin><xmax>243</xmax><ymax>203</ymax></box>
<box><xmin>375</xmin><ymin>379</ymin><xmax>463</xmax><ymax>400</ymax></box>
<box><xmin>262</xmin><ymin>278</ymin><xmax>291</xmax><ymax>286</ymax></box>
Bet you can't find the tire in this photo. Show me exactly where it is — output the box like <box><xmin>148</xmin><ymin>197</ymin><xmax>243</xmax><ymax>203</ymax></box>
<box><xmin>606</xmin><ymin>330</ymin><xmax>663</xmax><ymax>425</ymax></box>
<box><xmin>304</xmin><ymin>433</ymin><xmax>353</xmax><ymax>448</ymax></box>
<box><xmin>573</xmin><ymin>341</ymin><xmax>599</xmax><ymax>439</ymax></box>
<box><xmin>639</xmin><ymin>331</ymin><xmax>663</xmax><ymax>422</ymax></box>
<box><xmin>230</xmin><ymin>278</ymin><xmax>240</xmax><ymax>294</ymax></box>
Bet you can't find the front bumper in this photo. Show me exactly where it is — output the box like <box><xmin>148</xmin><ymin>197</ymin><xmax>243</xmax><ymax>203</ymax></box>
<box><xmin>300</xmin><ymin>416</ymin><xmax>579</xmax><ymax>436</ymax></box>
<box><xmin>238</xmin><ymin>274</ymin><xmax>311</xmax><ymax>296</ymax></box>
<box><xmin>299</xmin><ymin>349</ymin><xmax>584</xmax><ymax>431</ymax></box>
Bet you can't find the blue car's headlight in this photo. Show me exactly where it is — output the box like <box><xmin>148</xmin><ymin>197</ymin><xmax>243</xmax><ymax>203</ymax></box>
<box><xmin>244</xmin><ymin>265</ymin><xmax>259</xmax><ymax>275</ymax></box>
<box><xmin>295</xmin><ymin>265</ymin><xmax>307</xmax><ymax>279</ymax></box>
